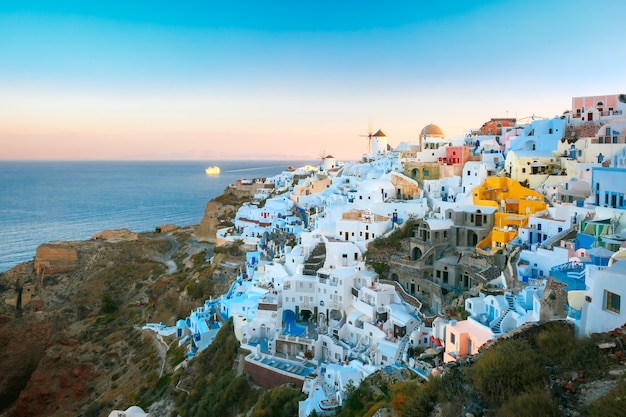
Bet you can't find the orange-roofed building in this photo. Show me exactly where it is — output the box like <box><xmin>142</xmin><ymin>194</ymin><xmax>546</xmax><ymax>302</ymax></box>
<box><xmin>474</xmin><ymin>118</ymin><xmax>517</xmax><ymax>136</ymax></box>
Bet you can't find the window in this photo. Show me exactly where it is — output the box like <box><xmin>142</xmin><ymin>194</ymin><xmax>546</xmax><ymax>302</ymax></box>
<box><xmin>605</xmin><ymin>291</ymin><xmax>621</xmax><ymax>314</ymax></box>
<box><xmin>522</xmin><ymin>168</ymin><xmax>526</xmax><ymax>173</ymax></box>
<box><xmin>606</xmin><ymin>127</ymin><xmax>611</xmax><ymax>136</ymax></box>
<box><xmin>450</xmin><ymin>333</ymin><xmax>456</xmax><ymax>344</ymax></box>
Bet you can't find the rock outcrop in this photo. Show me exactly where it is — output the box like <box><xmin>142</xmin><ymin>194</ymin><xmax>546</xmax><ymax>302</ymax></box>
<box><xmin>91</xmin><ymin>228</ymin><xmax>138</xmax><ymax>242</ymax></box>
<box><xmin>195</xmin><ymin>202</ymin><xmax>235</xmax><ymax>243</ymax></box>
<box><xmin>34</xmin><ymin>243</ymin><xmax>78</xmax><ymax>277</ymax></box>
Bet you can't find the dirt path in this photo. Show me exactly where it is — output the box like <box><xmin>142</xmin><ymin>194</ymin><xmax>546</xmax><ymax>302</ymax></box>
<box><xmin>139</xmin><ymin>327</ymin><xmax>169</xmax><ymax>377</ymax></box>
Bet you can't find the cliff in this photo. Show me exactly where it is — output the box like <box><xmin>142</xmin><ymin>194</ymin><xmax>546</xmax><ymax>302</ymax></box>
<box><xmin>34</xmin><ymin>242</ymin><xmax>78</xmax><ymax>278</ymax></box>
<box><xmin>195</xmin><ymin>201</ymin><xmax>237</xmax><ymax>243</ymax></box>
<box><xmin>0</xmin><ymin>227</ymin><xmax>241</xmax><ymax>417</ymax></box>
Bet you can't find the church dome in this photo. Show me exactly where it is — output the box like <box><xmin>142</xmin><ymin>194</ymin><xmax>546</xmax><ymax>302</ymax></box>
<box><xmin>421</xmin><ymin>123</ymin><xmax>444</xmax><ymax>138</ymax></box>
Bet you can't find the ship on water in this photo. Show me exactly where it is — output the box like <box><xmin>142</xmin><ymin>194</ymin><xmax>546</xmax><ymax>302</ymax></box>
<box><xmin>205</xmin><ymin>166</ymin><xmax>220</xmax><ymax>175</ymax></box>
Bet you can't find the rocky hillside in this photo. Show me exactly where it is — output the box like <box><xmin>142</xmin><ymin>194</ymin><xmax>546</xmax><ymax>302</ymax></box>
<box><xmin>3</xmin><ymin>218</ymin><xmax>626</xmax><ymax>417</ymax></box>
<box><xmin>0</xmin><ymin>228</ymin><xmax>239</xmax><ymax>417</ymax></box>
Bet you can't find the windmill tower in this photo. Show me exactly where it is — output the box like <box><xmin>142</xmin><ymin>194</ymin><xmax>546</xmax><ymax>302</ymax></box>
<box><xmin>318</xmin><ymin>149</ymin><xmax>326</xmax><ymax>171</ymax></box>
<box><xmin>318</xmin><ymin>149</ymin><xmax>335</xmax><ymax>171</ymax></box>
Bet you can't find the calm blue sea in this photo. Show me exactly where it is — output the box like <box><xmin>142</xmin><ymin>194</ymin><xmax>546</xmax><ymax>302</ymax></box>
<box><xmin>0</xmin><ymin>160</ymin><xmax>311</xmax><ymax>273</ymax></box>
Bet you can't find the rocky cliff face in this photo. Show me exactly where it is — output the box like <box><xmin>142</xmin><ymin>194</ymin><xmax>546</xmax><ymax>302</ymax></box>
<box><xmin>195</xmin><ymin>201</ymin><xmax>236</xmax><ymax>243</ymax></box>
<box><xmin>34</xmin><ymin>243</ymin><xmax>78</xmax><ymax>277</ymax></box>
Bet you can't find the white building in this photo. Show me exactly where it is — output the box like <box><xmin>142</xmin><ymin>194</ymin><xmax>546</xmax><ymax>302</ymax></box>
<box><xmin>335</xmin><ymin>209</ymin><xmax>391</xmax><ymax>243</ymax></box>
<box><xmin>578</xmin><ymin>260</ymin><xmax>626</xmax><ymax>337</ymax></box>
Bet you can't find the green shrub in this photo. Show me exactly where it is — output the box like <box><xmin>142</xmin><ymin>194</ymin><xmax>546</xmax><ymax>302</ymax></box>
<box><xmin>393</xmin><ymin>380</ymin><xmax>439</xmax><ymax>417</ymax></box>
<box><xmin>535</xmin><ymin>322</ymin><xmax>608</xmax><ymax>379</ymax></box>
<box><xmin>499</xmin><ymin>389</ymin><xmax>561</xmax><ymax>417</ymax></box>
<box><xmin>535</xmin><ymin>322</ymin><xmax>576</xmax><ymax>362</ymax></box>
<box><xmin>100</xmin><ymin>293</ymin><xmax>119</xmax><ymax>315</ymax></box>
<box><xmin>252</xmin><ymin>384</ymin><xmax>305</xmax><ymax>417</ymax></box>
<box><xmin>471</xmin><ymin>338</ymin><xmax>548</xmax><ymax>405</ymax></box>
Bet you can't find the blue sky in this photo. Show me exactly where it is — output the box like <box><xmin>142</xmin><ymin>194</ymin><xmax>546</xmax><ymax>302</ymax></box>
<box><xmin>1</xmin><ymin>0</ymin><xmax>625</xmax><ymax>160</ymax></box>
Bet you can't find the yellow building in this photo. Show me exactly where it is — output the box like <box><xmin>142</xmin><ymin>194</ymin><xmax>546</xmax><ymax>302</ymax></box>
<box><xmin>473</xmin><ymin>177</ymin><xmax>547</xmax><ymax>254</ymax></box>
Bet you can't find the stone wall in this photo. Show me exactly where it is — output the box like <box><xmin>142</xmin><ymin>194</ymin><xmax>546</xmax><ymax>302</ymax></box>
<box><xmin>244</xmin><ymin>359</ymin><xmax>304</xmax><ymax>389</ymax></box>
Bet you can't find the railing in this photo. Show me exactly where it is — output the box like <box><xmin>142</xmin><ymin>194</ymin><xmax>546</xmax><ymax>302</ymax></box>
<box><xmin>572</xmin><ymin>110</ymin><xmax>622</xmax><ymax>118</ymax></box>
<box><xmin>380</xmin><ymin>279</ymin><xmax>422</xmax><ymax>312</ymax></box>
<box><xmin>539</xmin><ymin>226</ymin><xmax>576</xmax><ymax>249</ymax></box>
<box><xmin>276</xmin><ymin>334</ymin><xmax>314</xmax><ymax>345</ymax></box>
<box><xmin>551</xmin><ymin>260</ymin><xmax>584</xmax><ymax>273</ymax></box>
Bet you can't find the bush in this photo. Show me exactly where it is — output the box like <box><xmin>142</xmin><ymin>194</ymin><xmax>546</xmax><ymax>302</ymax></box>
<box><xmin>101</xmin><ymin>293</ymin><xmax>119</xmax><ymax>315</ymax></box>
<box><xmin>176</xmin><ymin>320</ymin><xmax>259</xmax><ymax>417</ymax></box>
<box><xmin>252</xmin><ymin>384</ymin><xmax>305</xmax><ymax>417</ymax></box>
<box><xmin>499</xmin><ymin>389</ymin><xmax>561</xmax><ymax>417</ymax></box>
<box><xmin>535</xmin><ymin>322</ymin><xmax>608</xmax><ymax>379</ymax></box>
<box><xmin>535</xmin><ymin>322</ymin><xmax>576</xmax><ymax>362</ymax></box>
<box><xmin>471</xmin><ymin>338</ymin><xmax>548</xmax><ymax>405</ymax></box>
<box><xmin>393</xmin><ymin>380</ymin><xmax>439</xmax><ymax>417</ymax></box>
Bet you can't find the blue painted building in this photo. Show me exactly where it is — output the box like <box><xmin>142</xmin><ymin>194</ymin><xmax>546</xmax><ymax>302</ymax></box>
<box><xmin>592</xmin><ymin>167</ymin><xmax>626</xmax><ymax>209</ymax></box>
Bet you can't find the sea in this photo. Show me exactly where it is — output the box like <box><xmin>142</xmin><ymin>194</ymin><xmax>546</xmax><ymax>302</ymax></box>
<box><xmin>0</xmin><ymin>160</ymin><xmax>313</xmax><ymax>273</ymax></box>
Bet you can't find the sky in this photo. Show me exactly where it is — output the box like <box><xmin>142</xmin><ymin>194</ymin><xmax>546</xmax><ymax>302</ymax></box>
<box><xmin>1</xmin><ymin>1</ymin><xmax>625</xmax><ymax>161</ymax></box>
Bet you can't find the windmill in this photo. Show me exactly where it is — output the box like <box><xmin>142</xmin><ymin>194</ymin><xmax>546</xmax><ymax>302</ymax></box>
<box><xmin>318</xmin><ymin>149</ymin><xmax>326</xmax><ymax>170</ymax></box>
<box><xmin>359</xmin><ymin>120</ymin><xmax>374</xmax><ymax>154</ymax></box>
